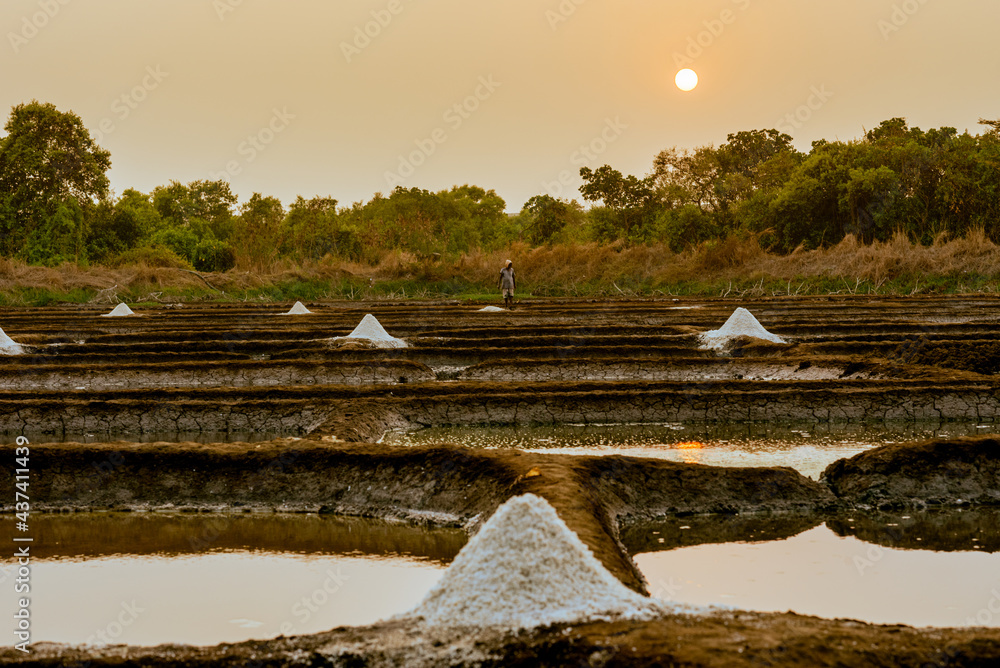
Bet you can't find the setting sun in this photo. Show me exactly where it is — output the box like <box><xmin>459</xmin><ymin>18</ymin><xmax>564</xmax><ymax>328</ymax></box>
<box><xmin>675</xmin><ymin>68</ymin><xmax>699</xmax><ymax>92</ymax></box>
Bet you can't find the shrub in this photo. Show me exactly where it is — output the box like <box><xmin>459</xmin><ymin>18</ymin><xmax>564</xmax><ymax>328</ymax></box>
<box><xmin>193</xmin><ymin>239</ymin><xmax>236</xmax><ymax>272</ymax></box>
<box><xmin>109</xmin><ymin>244</ymin><xmax>192</xmax><ymax>269</ymax></box>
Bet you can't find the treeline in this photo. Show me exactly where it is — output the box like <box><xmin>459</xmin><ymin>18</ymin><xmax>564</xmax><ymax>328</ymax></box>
<box><xmin>0</xmin><ymin>102</ymin><xmax>521</xmax><ymax>271</ymax></box>
<box><xmin>1</xmin><ymin>100</ymin><xmax>998</xmax><ymax>272</ymax></box>
<box><xmin>579</xmin><ymin>118</ymin><xmax>1000</xmax><ymax>251</ymax></box>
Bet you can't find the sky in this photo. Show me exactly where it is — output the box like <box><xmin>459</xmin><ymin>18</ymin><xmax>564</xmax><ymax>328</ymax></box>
<box><xmin>3</xmin><ymin>0</ymin><xmax>999</xmax><ymax>212</ymax></box>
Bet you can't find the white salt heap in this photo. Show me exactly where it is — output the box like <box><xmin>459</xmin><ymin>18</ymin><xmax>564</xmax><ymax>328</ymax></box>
<box><xmin>0</xmin><ymin>327</ymin><xmax>24</xmax><ymax>355</ymax></box>
<box><xmin>282</xmin><ymin>301</ymin><xmax>312</xmax><ymax>315</ymax></box>
<box><xmin>405</xmin><ymin>494</ymin><xmax>665</xmax><ymax>629</ymax></box>
<box><xmin>335</xmin><ymin>313</ymin><xmax>407</xmax><ymax>349</ymax></box>
<box><xmin>478</xmin><ymin>306</ymin><xmax>504</xmax><ymax>312</ymax></box>
<box><xmin>698</xmin><ymin>307</ymin><xmax>785</xmax><ymax>350</ymax></box>
<box><xmin>101</xmin><ymin>303</ymin><xmax>135</xmax><ymax>317</ymax></box>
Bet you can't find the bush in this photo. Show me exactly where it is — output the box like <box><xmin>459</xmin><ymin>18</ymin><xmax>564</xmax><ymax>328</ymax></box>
<box><xmin>109</xmin><ymin>244</ymin><xmax>192</xmax><ymax>269</ymax></box>
<box><xmin>150</xmin><ymin>226</ymin><xmax>199</xmax><ymax>262</ymax></box>
<box><xmin>192</xmin><ymin>239</ymin><xmax>236</xmax><ymax>272</ymax></box>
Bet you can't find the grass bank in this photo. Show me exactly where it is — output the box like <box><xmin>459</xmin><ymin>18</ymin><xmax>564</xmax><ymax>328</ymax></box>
<box><xmin>2</xmin><ymin>231</ymin><xmax>999</xmax><ymax>306</ymax></box>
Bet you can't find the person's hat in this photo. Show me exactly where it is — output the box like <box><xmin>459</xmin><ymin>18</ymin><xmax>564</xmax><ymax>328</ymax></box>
<box><xmin>505</xmin><ymin>259</ymin><xmax>512</xmax><ymax>266</ymax></box>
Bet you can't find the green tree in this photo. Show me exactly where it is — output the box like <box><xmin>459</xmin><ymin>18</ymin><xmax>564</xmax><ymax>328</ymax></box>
<box><xmin>233</xmin><ymin>193</ymin><xmax>285</xmax><ymax>272</ymax></box>
<box><xmin>651</xmin><ymin>146</ymin><xmax>719</xmax><ymax>211</ymax></box>
<box><xmin>85</xmin><ymin>200</ymin><xmax>144</xmax><ymax>262</ymax></box>
<box><xmin>520</xmin><ymin>195</ymin><xmax>584</xmax><ymax>245</ymax></box>
<box><xmin>152</xmin><ymin>179</ymin><xmax>236</xmax><ymax>240</ymax></box>
<box><xmin>116</xmin><ymin>188</ymin><xmax>162</xmax><ymax>237</ymax></box>
<box><xmin>579</xmin><ymin>166</ymin><xmax>658</xmax><ymax>241</ymax></box>
<box><xmin>283</xmin><ymin>196</ymin><xmax>339</xmax><ymax>260</ymax></box>
<box><xmin>0</xmin><ymin>101</ymin><xmax>111</xmax><ymax>261</ymax></box>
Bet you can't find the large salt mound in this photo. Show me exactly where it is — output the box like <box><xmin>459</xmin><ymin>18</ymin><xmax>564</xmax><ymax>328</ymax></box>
<box><xmin>334</xmin><ymin>314</ymin><xmax>407</xmax><ymax>349</ymax></box>
<box><xmin>698</xmin><ymin>307</ymin><xmax>785</xmax><ymax>350</ymax></box>
<box><xmin>101</xmin><ymin>303</ymin><xmax>135</xmax><ymax>317</ymax></box>
<box><xmin>282</xmin><ymin>301</ymin><xmax>312</xmax><ymax>315</ymax></box>
<box><xmin>0</xmin><ymin>327</ymin><xmax>24</xmax><ymax>355</ymax></box>
<box><xmin>405</xmin><ymin>494</ymin><xmax>664</xmax><ymax>629</ymax></box>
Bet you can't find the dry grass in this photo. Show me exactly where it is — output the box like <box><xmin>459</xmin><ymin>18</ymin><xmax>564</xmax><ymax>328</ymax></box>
<box><xmin>751</xmin><ymin>229</ymin><xmax>1000</xmax><ymax>284</ymax></box>
<box><xmin>2</xmin><ymin>230</ymin><xmax>999</xmax><ymax>302</ymax></box>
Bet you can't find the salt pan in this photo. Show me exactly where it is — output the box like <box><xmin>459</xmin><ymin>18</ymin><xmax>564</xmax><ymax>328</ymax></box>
<box><xmin>405</xmin><ymin>494</ymin><xmax>665</xmax><ymax>629</ymax></box>
<box><xmin>282</xmin><ymin>301</ymin><xmax>312</xmax><ymax>315</ymax></box>
<box><xmin>699</xmin><ymin>307</ymin><xmax>784</xmax><ymax>350</ymax></box>
<box><xmin>101</xmin><ymin>303</ymin><xmax>135</xmax><ymax>317</ymax></box>
<box><xmin>0</xmin><ymin>327</ymin><xmax>23</xmax><ymax>355</ymax></box>
<box><xmin>334</xmin><ymin>314</ymin><xmax>407</xmax><ymax>349</ymax></box>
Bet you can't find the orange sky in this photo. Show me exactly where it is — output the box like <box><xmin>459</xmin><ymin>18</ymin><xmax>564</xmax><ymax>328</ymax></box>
<box><xmin>3</xmin><ymin>0</ymin><xmax>999</xmax><ymax>211</ymax></box>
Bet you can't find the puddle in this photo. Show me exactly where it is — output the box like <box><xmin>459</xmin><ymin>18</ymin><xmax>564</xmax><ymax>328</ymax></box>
<box><xmin>0</xmin><ymin>513</ymin><xmax>465</xmax><ymax>647</ymax></box>
<box><xmin>635</xmin><ymin>521</ymin><xmax>1000</xmax><ymax>628</ymax></box>
<box><xmin>384</xmin><ymin>421</ymin><xmax>991</xmax><ymax>479</ymax></box>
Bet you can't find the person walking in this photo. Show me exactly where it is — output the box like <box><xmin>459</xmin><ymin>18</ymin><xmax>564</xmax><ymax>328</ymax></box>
<box><xmin>498</xmin><ymin>259</ymin><xmax>516</xmax><ymax>310</ymax></box>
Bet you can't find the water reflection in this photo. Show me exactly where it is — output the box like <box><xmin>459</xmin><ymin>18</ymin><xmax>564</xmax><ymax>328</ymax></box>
<box><xmin>385</xmin><ymin>421</ymin><xmax>995</xmax><ymax>479</ymax></box>
<box><xmin>0</xmin><ymin>513</ymin><xmax>465</xmax><ymax>647</ymax></box>
<box><xmin>827</xmin><ymin>508</ymin><xmax>1000</xmax><ymax>554</ymax></box>
<box><xmin>623</xmin><ymin>509</ymin><xmax>1000</xmax><ymax>555</ymax></box>
<box><xmin>635</xmin><ymin>522</ymin><xmax>1000</xmax><ymax>628</ymax></box>
<box><xmin>15</xmin><ymin>512</ymin><xmax>467</xmax><ymax>563</ymax></box>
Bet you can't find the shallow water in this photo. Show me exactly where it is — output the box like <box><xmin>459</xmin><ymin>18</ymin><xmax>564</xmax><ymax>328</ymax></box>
<box><xmin>384</xmin><ymin>421</ymin><xmax>994</xmax><ymax>479</ymax></box>
<box><xmin>635</xmin><ymin>522</ymin><xmax>1000</xmax><ymax>628</ymax></box>
<box><xmin>0</xmin><ymin>514</ymin><xmax>464</xmax><ymax>647</ymax></box>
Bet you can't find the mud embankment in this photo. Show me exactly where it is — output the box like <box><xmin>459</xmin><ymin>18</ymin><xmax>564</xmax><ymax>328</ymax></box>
<box><xmin>4</xmin><ymin>440</ymin><xmax>836</xmax><ymax>596</ymax></box>
<box><xmin>0</xmin><ymin>359</ymin><xmax>432</xmax><ymax>390</ymax></box>
<box><xmin>12</xmin><ymin>437</ymin><xmax>996</xmax><ymax>591</ymax></box>
<box><xmin>0</xmin><ymin>395</ymin><xmax>333</xmax><ymax>436</ymax></box>
<box><xmin>458</xmin><ymin>358</ymin><xmax>861</xmax><ymax>382</ymax></box>
<box><xmin>822</xmin><ymin>436</ymin><xmax>1000</xmax><ymax>508</ymax></box>
<box><xmin>9</xmin><ymin>376</ymin><xmax>998</xmax><ymax>437</ymax></box>
<box><xmin>313</xmin><ymin>378</ymin><xmax>1000</xmax><ymax>441</ymax></box>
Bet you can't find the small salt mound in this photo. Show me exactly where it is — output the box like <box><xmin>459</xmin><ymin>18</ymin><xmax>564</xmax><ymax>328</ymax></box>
<box><xmin>0</xmin><ymin>327</ymin><xmax>24</xmax><ymax>355</ymax></box>
<box><xmin>699</xmin><ymin>307</ymin><xmax>784</xmax><ymax>350</ymax></box>
<box><xmin>478</xmin><ymin>306</ymin><xmax>504</xmax><ymax>312</ymax></box>
<box><xmin>282</xmin><ymin>301</ymin><xmax>312</xmax><ymax>315</ymax></box>
<box><xmin>335</xmin><ymin>314</ymin><xmax>407</xmax><ymax>349</ymax></box>
<box><xmin>406</xmin><ymin>494</ymin><xmax>664</xmax><ymax>629</ymax></box>
<box><xmin>101</xmin><ymin>303</ymin><xmax>135</xmax><ymax>317</ymax></box>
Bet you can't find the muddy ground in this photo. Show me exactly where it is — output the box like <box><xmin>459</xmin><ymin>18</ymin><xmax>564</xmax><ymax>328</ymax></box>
<box><xmin>3</xmin><ymin>436</ymin><xmax>999</xmax><ymax>666</ymax></box>
<box><xmin>3</xmin><ymin>296</ymin><xmax>1000</xmax><ymax>666</ymax></box>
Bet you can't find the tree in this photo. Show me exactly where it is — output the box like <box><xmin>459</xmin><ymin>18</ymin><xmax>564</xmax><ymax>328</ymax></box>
<box><xmin>579</xmin><ymin>166</ymin><xmax>658</xmax><ymax>241</ymax></box>
<box><xmin>651</xmin><ymin>146</ymin><xmax>719</xmax><ymax>210</ymax></box>
<box><xmin>116</xmin><ymin>188</ymin><xmax>162</xmax><ymax>238</ymax></box>
<box><xmin>152</xmin><ymin>179</ymin><xmax>236</xmax><ymax>240</ymax></box>
<box><xmin>86</xmin><ymin>200</ymin><xmax>144</xmax><ymax>262</ymax></box>
<box><xmin>233</xmin><ymin>193</ymin><xmax>285</xmax><ymax>272</ymax></box>
<box><xmin>0</xmin><ymin>100</ymin><xmax>111</xmax><ymax>260</ymax></box>
<box><xmin>520</xmin><ymin>195</ymin><xmax>584</xmax><ymax>245</ymax></box>
<box><xmin>716</xmin><ymin>129</ymin><xmax>797</xmax><ymax>180</ymax></box>
<box><xmin>281</xmin><ymin>196</ymin><xmax>365</xmax><ymax>261</ymax></box>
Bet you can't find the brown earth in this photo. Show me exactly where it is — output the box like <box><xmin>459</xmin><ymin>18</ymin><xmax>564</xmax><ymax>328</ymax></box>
<box><xmin>7</xmin><ymin>611</ymin><xmax>1000</xmax><ymax>667</ymax></box>
<box><xmin>822</xmin><ymin>437</ymin><xmax>1000</xmax><ymax>508</ymax></box>
<box><xmin>5</xmin><ymin>436</ymin><xmax>1000</xmax><ymax>666</ymax></box>
<box><xmin>3</xmin><ymin>439</ymin><xmax>831</xmax><ymax>595</ymax></box>
<box><xmin>4</xmin><ymin>296</ymin><xmax>1000</xmax><ymax>665</ymax></box>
